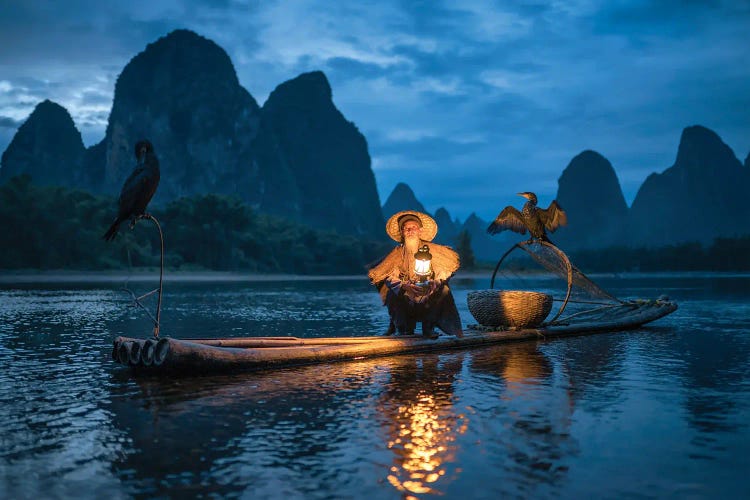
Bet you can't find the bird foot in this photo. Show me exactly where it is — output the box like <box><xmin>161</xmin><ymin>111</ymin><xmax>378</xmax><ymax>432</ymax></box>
<box><xmin>130</xmin><ymin>213</ymin><xmax>153</xmax><ymax>229</ymax></box>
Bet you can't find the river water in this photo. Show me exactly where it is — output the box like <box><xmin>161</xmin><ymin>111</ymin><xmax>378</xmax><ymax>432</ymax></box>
<box><xmin>1</xmin><ymin>273</ymin><xmax>749</xmax><ymax>499</ymax></box>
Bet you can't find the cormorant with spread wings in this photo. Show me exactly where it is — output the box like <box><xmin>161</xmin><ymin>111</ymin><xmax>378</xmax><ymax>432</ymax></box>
<box><xmin>103</xmin><ymin>139</ymin><xmax>160</xmax><ymax>241</ymax></box>
<box><xmin>487</xmin><ymin>192</ymin><xmax>567</xmax><ymax>242</ymax></box>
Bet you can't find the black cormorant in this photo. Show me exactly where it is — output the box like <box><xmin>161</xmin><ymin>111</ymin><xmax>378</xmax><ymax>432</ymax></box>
<box><xmin>103</xmin><ymin>140</ymin><xmax>160</xmax><ymax>241</ymax></box>
<box><xmin>487</xmin><ymin>192</ymin><xmax>567</xmax><ymax>242</ymax></box>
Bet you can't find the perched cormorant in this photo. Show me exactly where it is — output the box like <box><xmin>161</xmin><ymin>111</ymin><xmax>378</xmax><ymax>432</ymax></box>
<box><xmin>487</xmin><ymin>192</ymin><xmax>567</xmax><ymax>242</ymax></box>
<box><xmin>103</xmin><ymin>140</ymin><xmax>160</xmax><ymax>241</ymax></box>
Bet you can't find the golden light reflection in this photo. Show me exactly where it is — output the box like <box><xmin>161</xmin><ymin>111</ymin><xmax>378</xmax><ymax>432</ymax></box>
<box><xmin>382</xmin><ymin>366</ymin><xmax>468</xmax><ymax>496</ymax></box>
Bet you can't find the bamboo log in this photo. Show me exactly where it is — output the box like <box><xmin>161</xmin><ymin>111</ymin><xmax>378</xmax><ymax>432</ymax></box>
<box><xmin>129</xmin><ymin>341</ymin><xmax>142</xmax><ymax>365</ymax></box>
<box><xmin>141</xmin><ymin>339</ymin><xmax>156</xmax><ymax>366</ymax></box>
<box><xmin>117</xmin><ymin>341</ymin><xmax>132</xmax><ymax>365</ymax></box>
<box><xmin>114</xmin><ymin>300</ymin><xmax>677</xmax><ymax>374</ymax></box>
<box><xmin>154</xmin><ymin>337</ymin><xmax>170</xmax><ymax>366</ymax></box>
<box><xmin>179</xmin><ymin>336</ymin><xmax>418</xmax><ymax>348</ymax></box>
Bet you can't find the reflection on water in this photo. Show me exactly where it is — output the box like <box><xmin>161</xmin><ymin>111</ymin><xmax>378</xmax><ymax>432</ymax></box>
<box><xmin>1</xmin><ymin>275</ymin><xmax>750</xmax><ymax>498</ymax></box>
<box><xmin>463</xmin><ymin>343</ymin><xmax>576</xmax><ymax>497</ymax></box>
<box><xmin>379</xmin><ymin>356</ymin><xmax>466</xmax><ymax>496</ymax></box>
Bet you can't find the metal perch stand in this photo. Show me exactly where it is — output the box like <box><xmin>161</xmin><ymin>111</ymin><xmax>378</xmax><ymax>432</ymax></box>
<box><xmin>122</xmin><ymin>213</ymin><xmax>164</xmax><ymax>338</ymax></box>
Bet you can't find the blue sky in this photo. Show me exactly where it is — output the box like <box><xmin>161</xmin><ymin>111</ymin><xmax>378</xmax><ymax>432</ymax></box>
<box><xmin>1</xmin><ymin>0</ymin><xmax>748</xmax><ymax>222</ymax></box>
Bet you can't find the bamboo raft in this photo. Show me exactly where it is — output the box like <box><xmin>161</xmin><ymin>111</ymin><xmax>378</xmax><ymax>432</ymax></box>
<box><xmin>112</xmin><ymin>298</ymin><xmax>677</xmax><ymax>375</ymax></box>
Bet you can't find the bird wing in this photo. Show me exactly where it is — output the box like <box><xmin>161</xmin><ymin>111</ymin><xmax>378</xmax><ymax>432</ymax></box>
<box><xmin>487</xmin><ymin>206</ymin><xmax>527</xmax><ymax>235</ymax></box>
<box><xmin>539</xmin><ymin>200</ymin><xmax>568</xmax><ymax>233</ymax></box>
<box><xmin>118</xmin><ymin>164</ymin><xmax>145</xmax><ymax>197</ymax></box>
<box><xmin>117</xmin><ymin>165</ymin><xmax>149</xmax><ymax>212</ymax></box>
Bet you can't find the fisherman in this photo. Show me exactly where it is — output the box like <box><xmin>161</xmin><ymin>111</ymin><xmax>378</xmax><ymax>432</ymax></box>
<box><xmin>368</xmin><ymin>210</ymin><xmax>463</xmax><ymax>339</ymax></box>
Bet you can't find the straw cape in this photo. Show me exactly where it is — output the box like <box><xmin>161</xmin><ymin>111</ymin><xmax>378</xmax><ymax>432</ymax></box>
<box><xmin>368</xmin><ymin>243</ymin><xmax>460</xmax><ymax>286</ymax></box>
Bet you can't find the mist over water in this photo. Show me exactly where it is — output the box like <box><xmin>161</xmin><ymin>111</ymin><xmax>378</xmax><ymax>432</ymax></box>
<box><xmin>1</xmin><ymin>274</ymin><xmax>749</xmax><ymax>498</ymax></box>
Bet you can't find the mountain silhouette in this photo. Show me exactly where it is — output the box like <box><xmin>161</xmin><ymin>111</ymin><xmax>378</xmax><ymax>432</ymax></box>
<box><xmin>0</xmin><ymin>29</ymin><xmax>383</xmax><ymax>237</ymax></box>
<box><xmin>0</xmin><ymin>100</ymin><xmax>86</xmax><ymax>188</ymax></box>
<box><xmin>254</xmin><ymin>71</ymin><xmax>383</xmax><ymax>236</ymax></box>
<box><xmin>629</xmin><ymin>125</ymin><xmax>750</xmax><ymax>246</ymax></box>
<box><xmin>555</xmin><ymin>150</ymin><xmax>628</xmax><ymax>250</ymax></box>
<box><xmin>103</xmin><ymin>29</ymin><xmax>260</xmax><ymax>204</ymax></box>
<box><xmin>382</xmin><ymin>182</ymin><xmax>427</xmax><ymax>217</ymax></box>
<box><xmin>2</xmin><ymin>30</ymin><xmax>749</xmax><ymax>247</ymax></box>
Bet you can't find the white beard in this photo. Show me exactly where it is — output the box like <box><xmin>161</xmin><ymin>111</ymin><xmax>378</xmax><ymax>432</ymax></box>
<box><xmin>404</xmin><ymin>235</ymin><xmax>420</xmax><ymax>255</ymax></box>
<box><xmin>402</xmin><ymin>235</ymin><xmax>420</xmax><ymax>279</ymax></box>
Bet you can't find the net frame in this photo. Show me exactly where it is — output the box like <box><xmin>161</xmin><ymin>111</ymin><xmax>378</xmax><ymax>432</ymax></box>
<box><xmin>489</xmin><ymin>240</ymin><xmax>624</xmax><ymax>326</ymax></box>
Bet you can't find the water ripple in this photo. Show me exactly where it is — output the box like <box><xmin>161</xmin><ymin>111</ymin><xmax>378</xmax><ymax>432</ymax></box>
<box><xmin>1</xmin><ymin>276</ymin><xmax>749</xmax><ymax>498</ymax></box>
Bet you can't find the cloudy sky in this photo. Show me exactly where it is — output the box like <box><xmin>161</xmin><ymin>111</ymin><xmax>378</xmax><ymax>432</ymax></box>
<box><xmin>1</xmin><ymin>0</ymin><xmax>748</xmax><ymax>222</ymax></box>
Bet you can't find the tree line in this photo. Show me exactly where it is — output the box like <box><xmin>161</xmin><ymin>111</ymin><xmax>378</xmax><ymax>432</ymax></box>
<box><xmin>2</xmin><ymin>174</ymin><xmax>749</xmax><ymax>273</ymax></box>
<box><xmin>0</xmin><ymin>175</ymin><xmax>392</xmax><ymax>274</ymax></box>
<box><xmin>567</xmin><ymin>239</ymin><xmax>750</xmax><ymax>272</ymax></box>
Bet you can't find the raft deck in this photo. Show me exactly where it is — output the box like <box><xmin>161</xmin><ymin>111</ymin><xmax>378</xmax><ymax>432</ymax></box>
<box><xmin>112</xmin><ymin>299</ymin><xmax>677</xmax><ymax>374</ymax></box>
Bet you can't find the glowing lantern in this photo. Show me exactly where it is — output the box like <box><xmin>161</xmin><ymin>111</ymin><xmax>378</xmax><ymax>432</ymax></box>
<box><xmin>414</xmin><ymin>244</ymin><xmax>433</xmax><ymax>283</ymax></box>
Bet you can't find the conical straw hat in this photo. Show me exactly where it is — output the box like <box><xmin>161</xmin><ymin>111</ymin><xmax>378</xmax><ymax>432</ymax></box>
<box><xmin>385</xmin><ymin>210</ymin><xmax>438</xmax><ymax>242</ymax></box>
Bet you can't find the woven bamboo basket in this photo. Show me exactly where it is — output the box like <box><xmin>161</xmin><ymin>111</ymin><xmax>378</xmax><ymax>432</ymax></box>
<box><xmin>467</xmin><ymin>290</ymin><xmax>553</xmax><ymax>328</ymax></box>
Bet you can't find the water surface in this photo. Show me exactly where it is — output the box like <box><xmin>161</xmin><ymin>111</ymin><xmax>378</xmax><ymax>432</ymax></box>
<box><xmin>1</xmin><ymin>273</ymin><xmax>749</xmax><ymax>498</ymax></box>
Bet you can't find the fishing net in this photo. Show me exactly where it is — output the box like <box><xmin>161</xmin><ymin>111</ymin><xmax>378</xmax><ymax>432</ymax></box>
<box><xmin>487</xmin><ymin>240</ymin><xmax>626</xmax><ymax>326</ymax></box>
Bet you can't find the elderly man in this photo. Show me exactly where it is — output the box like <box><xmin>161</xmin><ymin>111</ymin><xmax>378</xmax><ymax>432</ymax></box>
<box><xmin>368</xmin><ymin>210</ymin><xmax>463</xmax><ymax>339</ymax></box>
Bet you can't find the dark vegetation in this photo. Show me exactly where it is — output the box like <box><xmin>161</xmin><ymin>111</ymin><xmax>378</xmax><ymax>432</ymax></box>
<box><xmin>474</xmin><ymin>239</ymin><xmax>750</xmax><ymax>273</ymax></box>
<box><xmin>0</xmin><ymin>175</ymin><xmax>391</xmax><ymax>273</ymax></box>
<box><xmin>3</xmin><ymin>174</ymin><xmax>750</xmax><ymax>273</ymax></box>
<box><xmin>455</xmin><ymin>229</ymin><xmax>476</xmax><ymax>270</ymax></box>
<box><xmin>567</xmin><ymin>240</ymin><xmax>750</xmax><ymax>272</ymax></box>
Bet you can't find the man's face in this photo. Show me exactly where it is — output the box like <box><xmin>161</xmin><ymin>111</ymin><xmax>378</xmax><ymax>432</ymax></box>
<box><xmin>402</xmin><ymin>221</ymin><xmax>421</xmax><ymax>254</ymax></box>
<box><xmin>401</xmin><ymin>221</ymin><xmax>421</xmax><ymax>240</ymax></box>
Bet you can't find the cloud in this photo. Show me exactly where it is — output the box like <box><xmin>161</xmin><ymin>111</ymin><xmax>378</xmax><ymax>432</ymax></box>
<box><xmin>0</xmin><ymin>0</ymin><xmax>747</xmax><ymax>221</ymax></box>
<box><xmin>0</xmin><ymin>116</ymin><xmax>22</xmax><ymax>129</ymax></box>
<box><xmin>248</xmin><ymin>1</ymin><xmax>425</xmax><ymax>70</ymax></box>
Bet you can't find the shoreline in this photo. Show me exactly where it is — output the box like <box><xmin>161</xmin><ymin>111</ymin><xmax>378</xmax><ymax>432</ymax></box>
<box><xmin>1</xmin><ymin>268</ymin><xmax>749</xmax><ymax>284</ymax></box>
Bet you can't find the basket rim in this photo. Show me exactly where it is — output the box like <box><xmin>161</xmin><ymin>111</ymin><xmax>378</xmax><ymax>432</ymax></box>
<box><xmin>467</xmin><ymin>289</ymin><xmax>552</xmax><ymax>296</ymax></box>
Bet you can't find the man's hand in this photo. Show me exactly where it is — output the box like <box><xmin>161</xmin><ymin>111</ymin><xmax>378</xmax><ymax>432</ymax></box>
<box><xmin>402</xmin><ymin>281</ymin><xmax>422</xmax><ymax>295</ymax></box>
<box><xmin>403</xmin><ymin>280</ymin><xmax>438</xmax><ymax>298</ymax></box>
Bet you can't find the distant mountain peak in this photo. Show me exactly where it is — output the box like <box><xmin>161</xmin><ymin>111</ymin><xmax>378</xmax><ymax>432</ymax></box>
<box><xmin>104</xmin><ymin>28</ymin><xmax>261</xmax><ymax>199</ymax></box>
<box><xmin>0</xmin><ymin>99</ymin><xmax>85</xmax><ymax>186</ymax></box>
<box><xmin>558</xmin><ymin>150</ymin><xmax>626</xmax><ymax>205</ymax></box>
<box><xmin>112</xmin><ymin>27</ymin><xmax>252</xmax><ymax>114</ymax></box>
<box><xmin>382</xmin><ymin>182</ymin><xmax>427</xmax><ymax>217</ymax></box>
<box><xmin>256</xmin><ymin>70</ymin><xmax>382</xmax><ymax>236</ymax></box>
<box><xmin>674</xmin><ymin>124</ymin><xmax>739</xmax><ymax>174</ymax></box>
<box><xmin>264</xmin><ymin>71</ymin><xmax>333</xmax><ymax>111</ymax></box>
<box><xmin>33</xmin><ymin>99</ymin><xmax>69</xmax><ymax>115</ymax></box>
<box><xmin>434</xmin><ymin>207</ymin><xmax>451</xmax><ymax>219</ymax></box>
<box><xmin>629</xmin><ymin>125</ymin><xmax>749</xmax><ymax>246</ymax></box>
<box><xmin>141</xmin><ymin>29</ymin><xmax>240</xmax><ymax>85</ymax></box>
<box><xmin>555</xmin><ymin>149</ymin><xmax>628</xmax><ymax>250</ymax></box>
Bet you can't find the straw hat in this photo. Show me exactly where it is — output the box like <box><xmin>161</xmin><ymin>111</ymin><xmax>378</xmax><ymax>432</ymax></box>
<box><xmin>385</xmin><ymin>210</ymin><xmax>438</xmax><ymax>242</ymax></box>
